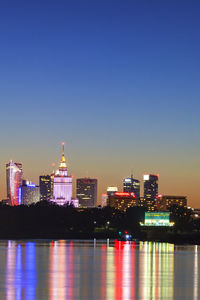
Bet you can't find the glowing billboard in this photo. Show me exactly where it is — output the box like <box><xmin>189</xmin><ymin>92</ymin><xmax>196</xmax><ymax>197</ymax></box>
<box><xmin>142</xmin><ymin>212</ymin><xmax>173</xmax><ymax>226</ymax></box>
<box><xmin>115</xmin><ymin>192</ymin><xmax>136</xmax><ymax>198</ymax></box>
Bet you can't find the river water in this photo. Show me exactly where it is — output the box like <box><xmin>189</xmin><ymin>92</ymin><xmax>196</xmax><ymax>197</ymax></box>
<box><xmin>0</xmin><ymin>240</ymin><xmax>199</xmax><ymax>299</ymax></box>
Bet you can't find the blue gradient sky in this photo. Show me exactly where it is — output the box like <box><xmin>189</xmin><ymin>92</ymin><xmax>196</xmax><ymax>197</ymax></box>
<box><xmin>0</xmin><ymin>1</ymin><xmax>199</xmax><ymax>206</ymax></box>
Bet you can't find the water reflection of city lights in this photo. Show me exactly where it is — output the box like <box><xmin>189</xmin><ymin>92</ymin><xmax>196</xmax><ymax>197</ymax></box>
<box><xmin>139</xmin><ymin>242</ymin><xmax>174</xmax><ymax>300</ymax></box>
<box><xmin>3</xmin><ymin>240</ymin><xmax>199</xmax><ymax>300</ymax></box>
<box><xmin>193</xmin><ymin>245</ymin><xmax>198</xmax><ymax>300</ymax></box>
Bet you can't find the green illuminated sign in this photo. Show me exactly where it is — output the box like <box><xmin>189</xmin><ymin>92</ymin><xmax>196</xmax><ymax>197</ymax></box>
<box><xmin>144</xmin><ymin>212</ymin><xmax>170</xmax><ymax>226</ymax></box>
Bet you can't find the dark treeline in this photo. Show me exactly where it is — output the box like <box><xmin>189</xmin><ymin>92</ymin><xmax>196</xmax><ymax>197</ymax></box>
<box><xmin>0</xmin><ymin>201</ymin><xmax>144</xmax><ymax>239</ymax></box>
<box><xmin>0</xmin><ymin>201</ymin><xmax>199</xmax><ymax>243</ymax></box>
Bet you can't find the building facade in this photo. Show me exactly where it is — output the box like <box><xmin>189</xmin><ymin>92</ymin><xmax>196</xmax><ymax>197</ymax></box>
<box><xmin>107</xmin><ymin>192</ymin><xmax>137</xmax><ymax>211</ymax></box>
<box><xmin>52</xmin><ymin>144</ymin><xmax>78</xmax><ymax>207</ymax></box>
<box><xmin>19</xmin><ymin>180</ymin><xmax>40</xmax><ymax>205</ymax></box>
<box><xmin>39</xmin><ymin>175</ymin><xmax>52</xmax><ymax>201</ymax></box>
<box><xmin>107</xmin><ymin>186</ymin><xmax>118</xmax><ymax>196</ymax></box>
<box><xmin>123</xmin><ymin>175</ymin><xmax>140</xmax><ymax>199</ymax></box>
<box><xmin>156</xmin><ymin>195</ymin><xmax>187</xmax><ymax>211</ymax></box>
<box><xmin>6</xmin><ymin>161</ymin><xmax>23</xmax><ymax>206</ymax></box>
<box><xmin>76</xmin><ymin>178</ymin><xmax>97</xmax><ymax>207</ymax></box>
<box><xmin>143</xmin><ymin>174</ymin><xmax>159</xmax><ymax>211</ymax></box>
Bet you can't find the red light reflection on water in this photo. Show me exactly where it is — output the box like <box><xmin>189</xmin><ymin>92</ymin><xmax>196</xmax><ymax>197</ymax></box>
<box><xmin>114</xmin><ymin>241</ymin><xmax>123</xmax><ymax>299</ymax></box>
<box><xmin>101</xmin><ymin>244</ymin><xmax>107</xmax><ymax>300</ymax></box>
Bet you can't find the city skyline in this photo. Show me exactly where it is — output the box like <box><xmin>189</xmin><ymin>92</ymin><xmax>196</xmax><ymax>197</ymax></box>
<box><xmin>0</xmin><ymin>1</ymin><xmax>199</xmax><ymax>207</ymax></box>
<box><xmin>0</xmin><ymin>2</ymin><xmax>199</xmax><ymax>300</ymax></box>
<box><xmin>0</xmin><ymin>143</ymin><xmax>195</xmax><ymax>207</ymax></box>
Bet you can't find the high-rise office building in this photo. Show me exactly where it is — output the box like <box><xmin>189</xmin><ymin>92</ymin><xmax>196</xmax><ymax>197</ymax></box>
<box><xmin>143</xmin><ymin>174</ymin><xmax>159</xmax><ymax>211</ymax></box>
<box><xmin>19</xmin><ymin>180</ymin><xmax>40</xmax><ymax>205</ymax></box>
<box><xmin>156</xmin><ymin>195</ymin><xmax>187</xmax><ymax>211</ymax></box>
<box><xmin>52</xmin><ymin>144</ymin><xmax>78</xmax><ymax>207</ymax></box>
<box><xmin>39</xmin><ymin>175</ymin><xmax>52</xmax><ymax>201</ymax></box>
<box><xmin>123</xmin><ymin>175</ymin><xmax>140</xmax><ymax>199</ymax></box>
<box><xmin>107</xmin><ymin>186</ymin><xmax>118</xmax><ymax>196</ymax></box>
<box><xmin>107</xmin><ymin>192</ymin><xmax>137</xmax><ymax>211</ymax></box>
<box><xmin>99</xmin><ymin>186</ymin><xmax>118</xmax><ymax>207</ymax></box>
<box><xmin>76</xmin><ymin>178</ymin><xmax>97</xmax><ymax>207</ymax></box>
<box><xmin>6</xmin><ymin>161</ymin><xmax>23</xmax><ymax>206</ymax></box>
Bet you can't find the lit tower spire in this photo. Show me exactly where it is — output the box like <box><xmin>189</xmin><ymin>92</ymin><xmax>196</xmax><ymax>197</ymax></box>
<box><xmin>62</xmin><ymin>142</ymin><xmax>65</xmax><ymax>156</ymax></box>
<box><xmin>59</xmin><ymin>142</ymin><xmax>67</xmax><ymax>176</ymax></box>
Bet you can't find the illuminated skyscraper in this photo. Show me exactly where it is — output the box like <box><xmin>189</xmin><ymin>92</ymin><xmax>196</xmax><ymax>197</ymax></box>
<box><xmin>76</xmin><ymin>178</ymin><xmax>97</xmax><ymax>207</ymax></box>
<box><xmin>123</xmin><ymin>175</ymin><xmax>140</xmax><ymax>199</ymax></box>
<box><xmin>52</xmin><ymin>144</ymin><xmax>78</xmax><ymax>207</ymax></box>
<box><xmin>143</xmin><ymin>174</ymin><xmax>159</xmax><ymax>211</ymax></box>
<box><xmin>6</xmin><ymin>161</ymin><xmax>23</xmax><ymax>206</ymax></box>
<box><xmin>39</xmin><ymin>175</ymin><xmax>52</xmax><ymax>201</ymax></box>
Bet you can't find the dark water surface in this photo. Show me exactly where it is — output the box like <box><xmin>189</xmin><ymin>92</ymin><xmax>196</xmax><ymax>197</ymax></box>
<box><xmin>0</xmin><ymin>240</ymin><xmax>199</xmax><ymax>299</ymax></box>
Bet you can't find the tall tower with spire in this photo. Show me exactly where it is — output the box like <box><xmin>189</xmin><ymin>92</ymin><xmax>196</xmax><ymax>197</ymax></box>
<box><xmin>52</xmin><ymin>144</ymin><xmax>78</xmax><ymax>207</ymax></box>
<box><xmin>59</xmin><ymin>143</ymin><xmax>68</xmax><ymax>177</ymax></box>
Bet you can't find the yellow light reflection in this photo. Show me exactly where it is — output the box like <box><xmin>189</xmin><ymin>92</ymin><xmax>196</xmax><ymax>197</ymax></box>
<box><xmin>139</xmin><ymin>241</ymin><xmax>174</xmax><ymax>300</ymax></box>
<box><xmin>106</xmin><ymin>246</ymin><xmax>115</xmax><ymax>300</ymax></box>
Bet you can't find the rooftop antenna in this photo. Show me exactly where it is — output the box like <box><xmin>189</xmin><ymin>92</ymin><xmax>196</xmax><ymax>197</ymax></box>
<box><xmin>62</xmin><ymin>142</ymin><xmax>65</xmax><ymax>156</ymax></box>
<box><xmin>131</xmin><ymin>169</ymin><xmax>133</xmax><ymax>179</ymax></box>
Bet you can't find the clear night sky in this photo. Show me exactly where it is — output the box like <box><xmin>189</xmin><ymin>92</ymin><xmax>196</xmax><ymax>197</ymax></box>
<box><xmin>0</xmin><ymin>1</ymin><xmax>199</xmax><ymax>206</ymax></box>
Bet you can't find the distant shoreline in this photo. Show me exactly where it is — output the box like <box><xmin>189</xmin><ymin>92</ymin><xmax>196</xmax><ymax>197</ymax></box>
<box><xmin>0</xmin><ymin>202</ymin><xmax>199</xmax><ymax>245</ymax></box>
<box><xmin>0</xmin><ymin>233</ymin><xmax>199</xmax><ymax>245</ymax></box>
